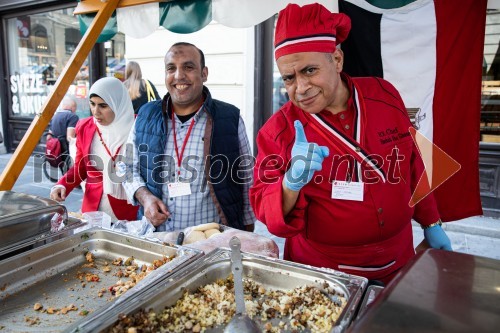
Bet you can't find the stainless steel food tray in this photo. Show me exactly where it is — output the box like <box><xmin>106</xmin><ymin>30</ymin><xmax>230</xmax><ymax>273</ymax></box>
<box><xmin>79</xmin><ymin>247</ymin><xmax>368</xmax><ymax>333</ymax></box>
<box><xmin>0</xmin><ymin>228</ymin><xmax>202</xmax><ymax>332</ymax></box>
<box><xmin>0</xmin><ymin>191</ymin><xmax>85</xmax><ymax>260</ymax></box>
<box><xmin>355</xmin><ymin>285</ymin><xmax>384</xmax><ymax>321</ymax></box>
<box><xmin>0</xmin><ymin>216</ymin><xmax>85</xmax><ymax>260</ymax></box>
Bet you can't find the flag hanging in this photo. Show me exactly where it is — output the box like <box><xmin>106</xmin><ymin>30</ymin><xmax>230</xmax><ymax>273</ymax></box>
<box><xmin>339</xmin><ymin>0</ymin><xmax>486</xmax><ymax>221</ymax></box>
<box><xmin>77</xmin><ymin>0</ymin><xmax>338</xmax><ymax>41</ymax></box>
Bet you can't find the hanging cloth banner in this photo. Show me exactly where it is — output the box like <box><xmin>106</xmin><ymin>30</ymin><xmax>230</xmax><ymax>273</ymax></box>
<box><xmin>339</xmin><ymin>0</ymin><xmax>485</xmax><ymax>221</ymax></box>
<box><xmin>117</xmin><ymin>2</ymin><xmax>159</xmax><ymax>39</ymax></box>
<box><xmin>159</xmin><ymin>0</ymin><xmax>211</xmax><ymax>34</ymax></box>
<box><xmin>211</xmin><ymin>0</ymin><xmax>338</xmax><ymax>28</ymax></box>
<box><xmin>76</xmin><ymin>0</ymin><xmax>339</xmax><ymax>41</ymax></box>
<box><xmin>78</xmin><ymin>10</ymin><xmax>117</xmax><ymax>43</ymax></box>
<box><xmin>78</xmin><ymin>0</ymin><xmax>210</xmax><ymax>41</ymax></box>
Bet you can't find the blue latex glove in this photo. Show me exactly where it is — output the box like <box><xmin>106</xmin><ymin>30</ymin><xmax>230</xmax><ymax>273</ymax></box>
<box><xmin>424</xmin><ymin>224</ymin><xmax>452</xmax><ymax>251</ymax></box>
<box><xmin>284</xmin><ymin>120</ymin><xmax>329</xmax><ymax>192</ymax></box>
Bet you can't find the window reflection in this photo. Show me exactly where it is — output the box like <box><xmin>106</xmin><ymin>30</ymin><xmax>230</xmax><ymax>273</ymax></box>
<box><xmin>6</xmin><ymin>8</ymin><xmax>89</xmax><ymax>119</ymax></box>
<box><xmin>105</xmin><ymin>34</ymin><xmax>126</xmax><ymax>81</ymax></box>
<box><xmin>482</xmin><ymin>9</ymin><xmax>500</xmax><ymax>143</ymax></box>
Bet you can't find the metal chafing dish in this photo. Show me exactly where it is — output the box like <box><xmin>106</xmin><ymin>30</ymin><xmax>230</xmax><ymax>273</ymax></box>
<box><xmin>355</xmin><ymin>285</ymin><xmax>384</xmax><ymax>321</ymax></box>
<box><xmin>0</xmin><ymin>228</ymin><xmax>202</xmax><ymax>332</ymax></box>
<box><xmin>0</xmin><ymin>191</ymin><xmax>84</xmax><ymax>260</ymax></box>
<box><xmin>77</xmin><ymin>248</ymin><xmax>368</xmax><ymax>333</ymax></box>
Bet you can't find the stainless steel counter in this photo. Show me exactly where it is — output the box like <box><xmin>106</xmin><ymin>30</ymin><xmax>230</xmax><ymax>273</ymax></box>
<box><xmin>350</xmin><ymin>249</ymin><xmax>500</xmax><ymax>333</ymax></box>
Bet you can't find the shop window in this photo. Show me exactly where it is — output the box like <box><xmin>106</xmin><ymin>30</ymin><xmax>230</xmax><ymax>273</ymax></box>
<box><xmin>6</xmin><ymin>8</ymin><xmax>90</xmax><ymax>119</ymax></box>
<box><xmin>65</xmin><ymin>28</ymin><xmax>80</xmax><ymax>55</ymax></box>
<box><xmin>273</xmin><ymin>63</ymin><xmax>288</xmax><ymax>113</ymax></box>
<box><xmin>105</xmin><ymin>33</ymin><xmax>126</xmax><ymax>81</ymax></box>
<box><xmin>482</xmin><ymin>9</ymin><xmax>500</xmax><ymax>143</ymax></box>
<box><xmin>32</xmin><ymin>25</ymin><xmax>49</xmax><ymax>53</ymax></box>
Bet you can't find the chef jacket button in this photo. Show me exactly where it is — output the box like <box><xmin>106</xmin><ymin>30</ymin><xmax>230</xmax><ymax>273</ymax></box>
<box><xmin>345</xmin><ymin>124</ymin><xmax>350</xmax><ymax>130</ymax></box>
<box><xmin>340</xmin><ymin>114</ymin><xmax>345</xmax><ymax>120</ymax></box>
<box><xmin>168</xmin><ymin>218</ymin><xmax>172</xmax><ymax>222</ymax></box>
<box><xmin>170</xmin><ymin>197</ymin><xmax>174</xmax><ymax>201</ymax></box>
<box><xmin>377</xmin><ymin>207</ymin><xmax>383</xmax><ymax>214</ymax></box>
<box><xmin>379</xmin><ymin>220</ymin><xmax>385</xmax><ymax>227</ymax></box>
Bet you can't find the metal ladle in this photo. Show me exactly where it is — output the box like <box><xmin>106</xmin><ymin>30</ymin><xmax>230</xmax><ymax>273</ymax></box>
<box><xmin>224</xmin><ymin>236</ymin><xmax>261</xmax><ymax>333</ymax></box>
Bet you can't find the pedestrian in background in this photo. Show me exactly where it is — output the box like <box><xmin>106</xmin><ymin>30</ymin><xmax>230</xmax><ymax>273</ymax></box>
<box><xmin>46</xmin><ymin>96</ymin><xmax>79</xmax><ymax>164</ymax></box>
<box><xmin>50</xmin><ymin>77</ymin><xmax>138</xmax><ymax>221</ymax></box>
<box><xmin>123</xmin><ymin>61</ymin><xmax>160</xmax><ymax>114</ymax></box>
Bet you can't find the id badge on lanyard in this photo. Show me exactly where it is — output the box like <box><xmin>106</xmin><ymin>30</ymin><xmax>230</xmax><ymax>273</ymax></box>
<box><xmin>168</xmin><ymin>154</ymin><xmax>192</xmax><ymax>198</ymax></box>
<box><xmin>168</xmin><ymin>180</ymin><xmax>192</xmax><ymax>198</ymax></box>
<box><xmin>168</xmin><ymin>107</ymin><xmax>196</xmax><ymax>199</ymax></box>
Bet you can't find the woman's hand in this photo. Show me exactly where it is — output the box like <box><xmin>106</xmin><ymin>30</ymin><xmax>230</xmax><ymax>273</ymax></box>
<box><xmin>50</xmin><ymin>185</ymin><xmax>67</xmax><ymax>202</ymax></box>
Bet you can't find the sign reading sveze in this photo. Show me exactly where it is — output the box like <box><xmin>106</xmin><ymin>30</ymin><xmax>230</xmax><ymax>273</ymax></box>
<box><xmin>10</xmin><ymin>73</ymin><xmax>49</xmax><ymax>116</ymax></box>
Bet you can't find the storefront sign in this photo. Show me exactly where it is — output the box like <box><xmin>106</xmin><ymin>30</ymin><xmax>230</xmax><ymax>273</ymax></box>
<box><xmin>10</xmin><ymin>73</ymin><xmax>48</xmax><ymax>115</ymax></box>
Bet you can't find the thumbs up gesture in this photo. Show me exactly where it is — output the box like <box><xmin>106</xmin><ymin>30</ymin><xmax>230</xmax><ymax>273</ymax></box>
<box><xmin>284</xmin><ymin>120</ymin><xmax>329</xmax><ymax>192</ymax></box>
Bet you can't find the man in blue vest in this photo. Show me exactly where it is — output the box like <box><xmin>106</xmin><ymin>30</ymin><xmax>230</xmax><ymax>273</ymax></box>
<box><xmin>123</xmin><ymin>42</ymin><xmax>255</xmax><ymax>232</ymax></box>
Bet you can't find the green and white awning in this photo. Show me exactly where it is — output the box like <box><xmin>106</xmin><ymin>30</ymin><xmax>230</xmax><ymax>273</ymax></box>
<box><xmin>78</xmin><ymin>0</ymin><xmax>338</xmax><ymax>42</ymax></box>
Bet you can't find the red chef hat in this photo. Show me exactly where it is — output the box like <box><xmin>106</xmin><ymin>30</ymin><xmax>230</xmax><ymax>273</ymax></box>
<box><xmin>274</xmin><ymin>3</ymin><xmax>351</xmax><ymax>60</ymax></box>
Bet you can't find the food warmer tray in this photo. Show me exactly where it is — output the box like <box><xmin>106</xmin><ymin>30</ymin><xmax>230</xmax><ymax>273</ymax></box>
<box><xmin>0</xmin><ymin>228</ymin><xmax>202</xmax><ymax>332</ymax></box>
<box><xmin>78</xmin><ymin>247</ymin><xmax>368</xmax><ymax>333</ymax></box>
<box><xmin>354</xmin><ymin>284</ymin><xmax>384</xmax><ymax>321</ymax></box>
<box><xmin>0</xmin><ymin>191</ymin><xmax>84</xmax><ymax>260</ymax></box>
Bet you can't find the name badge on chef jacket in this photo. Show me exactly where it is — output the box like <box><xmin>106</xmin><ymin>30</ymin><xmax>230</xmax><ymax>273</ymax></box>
<box><xmin>332</xmin><ymin>181</ymin><xmax>364</xmax><ymax>201</ymax></box>
<box><xmin>168</xmin><ymin>182</ymin><xmax>192</xmax><ymax>198</ymax></box>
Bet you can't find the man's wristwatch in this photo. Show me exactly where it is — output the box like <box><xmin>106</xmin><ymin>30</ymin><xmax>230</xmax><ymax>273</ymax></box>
<box><xmin>421</xmin><ymin>220</ymin><xmax>442</xmax><ymax>230</ymax></box>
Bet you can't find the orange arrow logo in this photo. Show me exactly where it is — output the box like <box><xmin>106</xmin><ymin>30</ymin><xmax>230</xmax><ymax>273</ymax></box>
<box><xmin>409</xmin><ymin>127</ymin><xmax>461</xmax><ymax>207</ymax></box>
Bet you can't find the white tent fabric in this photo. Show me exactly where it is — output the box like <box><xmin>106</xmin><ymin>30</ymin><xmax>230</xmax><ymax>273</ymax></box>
<box><xmin>211</xmin><ymin>0</ymin><xmax>338</xmax><ymax>28</ymax></box>
<box><xmin>117</xmin><ymin>3</ymin><xmax>160</xmax><ymax>38</ymax></box>
<box><xmin>115</xmin><ymin>0</ymin><xmax>339</xmax><ymax>37</ymax></box>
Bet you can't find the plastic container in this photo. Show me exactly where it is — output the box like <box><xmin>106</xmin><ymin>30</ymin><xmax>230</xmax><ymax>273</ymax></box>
<box><xmin>83</xmin><ymin>211</ymin><xmax>111</xmax><ymax>229</ymax></box>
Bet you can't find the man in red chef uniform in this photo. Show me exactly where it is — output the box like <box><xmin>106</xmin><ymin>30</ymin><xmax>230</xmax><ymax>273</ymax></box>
<box><xmin>250</xmin><ymin>3</ymin><xmax>452</xmax><ymax>284</ymax></box>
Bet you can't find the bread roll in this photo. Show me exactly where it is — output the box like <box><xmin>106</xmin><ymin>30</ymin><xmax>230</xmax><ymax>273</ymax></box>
<box><xmin>204</xmin><ymin>229</ymin><xmax>221</xmax><ymax>238</ymax></box>
<box><xmin>192</xmin><ymin>222</ymin><xmax>220</xmax><ymax>232</ymax></box>
<box><xmin>186</xmin><ymin>228</ymin><xmax>280</xmax><ymax>258</ymax></box>
<box><xmin>183</xmin><ymin>230</ymin><xmax>206</xmax><ymax>244</ymax></box>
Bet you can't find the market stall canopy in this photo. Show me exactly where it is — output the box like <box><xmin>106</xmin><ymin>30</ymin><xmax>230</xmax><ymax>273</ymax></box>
<box><xmin>75</xmin><ymin>0</ymin><xmax>339</xmax><ymax>41</ymax></box>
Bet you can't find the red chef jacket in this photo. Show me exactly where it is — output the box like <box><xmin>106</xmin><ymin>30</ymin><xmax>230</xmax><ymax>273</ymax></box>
<box><xmin>56</xmin><ymin>117</ymin><xmax>138</xmax><ymax>221</ymax></box>
<box><xmin>250</xmin><ymin>74</ymin><xmax>440</xmax><ymax>283</ymax></box>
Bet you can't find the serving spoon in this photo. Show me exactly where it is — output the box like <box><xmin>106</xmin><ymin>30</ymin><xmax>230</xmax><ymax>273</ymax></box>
<box><xmin>224</xmin><ymin>236</ymin><xmax>261</xmax><ymax>333</ymax></box>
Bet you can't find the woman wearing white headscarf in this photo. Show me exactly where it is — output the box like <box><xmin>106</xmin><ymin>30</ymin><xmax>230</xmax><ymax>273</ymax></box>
<box><xmin>50</xmin><ymin>77</ymin><xmax>138</xmax><ymax>221</ymax></box>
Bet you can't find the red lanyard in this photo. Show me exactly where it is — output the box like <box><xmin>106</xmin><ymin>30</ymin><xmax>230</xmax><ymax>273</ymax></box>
<box><xmin>172</xmin><ymin>112</ymin><xmax>196</xmax><ymax>175</ymax></box>
<box><xmin>95</xmin><ymin>126</ymin><xmax>121</xmax><ymax>162</ymax></box>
